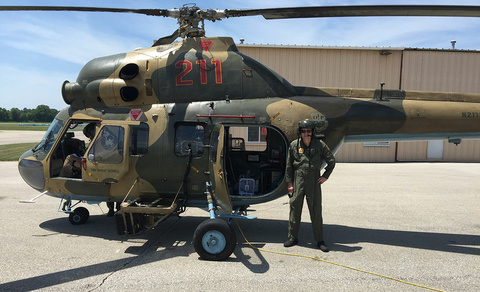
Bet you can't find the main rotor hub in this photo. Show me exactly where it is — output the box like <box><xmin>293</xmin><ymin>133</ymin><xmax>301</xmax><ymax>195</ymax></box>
<box><xmin>167</xmin><ymin>5</ymin><xmax>226</xmax><ymax>38</ymax></box>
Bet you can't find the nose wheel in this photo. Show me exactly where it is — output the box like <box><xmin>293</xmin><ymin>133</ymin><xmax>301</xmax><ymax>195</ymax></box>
<box><xmin>193</xmin><ymin>218</ymin><xmax>236</xmax><ymax>261</ymax></box>
<box><xmin>68</xmin><ymin>207</ymin><xmax>90</xmax><ymax>225</ymax></box>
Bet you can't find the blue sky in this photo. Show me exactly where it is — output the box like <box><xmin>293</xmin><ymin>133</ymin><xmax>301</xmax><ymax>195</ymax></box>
<box><xmin>1</xmin><ymin>0</ymin><xmax>480</xmax><ymax>110</ymax></box>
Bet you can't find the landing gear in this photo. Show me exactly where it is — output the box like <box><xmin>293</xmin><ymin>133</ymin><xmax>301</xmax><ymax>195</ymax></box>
<box><xmin>193</xmin><ymin>218</ymin><xmax>236</xmax><ymax>261</ymax></box>
<box><xmin>68</xmin><ymin>207</ymin><xmax>90</xmax><ymax>225</ymax></box>
<box><xmin>59</xmin><ymin>197</ymin><xmax>90</xmax><ymax>225</ymax></box>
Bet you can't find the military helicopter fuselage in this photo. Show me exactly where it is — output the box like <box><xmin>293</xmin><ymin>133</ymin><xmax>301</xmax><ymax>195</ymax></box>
<box><xmin>19</xmin><ymin>36</ymin><xmax>480</xmax><ymax>208</ymax></box>
<box><xmin>12</xmin><ymin>5</ymin><xmax>480</xmax><ymax>260</ymax></box>
<box><xmin>19</xmin><ymin>36</ymin><xmax>480</xmax><ymax>213</ymax></box>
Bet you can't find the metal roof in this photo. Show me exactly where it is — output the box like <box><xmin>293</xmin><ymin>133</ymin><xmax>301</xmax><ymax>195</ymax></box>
<box><xmin>236</xmin><ymin>42</ymin><xmax>480</xmax><ymax>52</ymax></box>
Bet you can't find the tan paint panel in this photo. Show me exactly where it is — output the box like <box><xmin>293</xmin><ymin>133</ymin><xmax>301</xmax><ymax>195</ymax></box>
<box><xmin>266</xmin><ymin>98</ymin><xmax>325</xmax><ymax>142</ymax></box>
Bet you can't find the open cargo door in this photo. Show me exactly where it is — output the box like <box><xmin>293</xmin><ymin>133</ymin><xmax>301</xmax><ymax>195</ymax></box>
<box><xmin>208</xmin><ymin>124</ymin><xmax>232</xmax><ymax>214</ymax></box>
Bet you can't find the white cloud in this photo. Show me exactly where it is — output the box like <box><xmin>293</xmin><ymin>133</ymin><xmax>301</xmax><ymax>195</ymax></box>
<box><xmin>0</xmin><ymin>65</ymin><xmax>69</xmax><ymax>110</ymax></box>
<box><xmin>0</xmin><ymin>14</ymin><xmax>144</xmax><ymax>65</ymax></box>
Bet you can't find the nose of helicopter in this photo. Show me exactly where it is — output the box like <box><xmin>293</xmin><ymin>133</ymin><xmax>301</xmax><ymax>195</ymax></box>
<box><xmin>18</xmin><ymin>150</ymin><xmax>45</xmax><ymax>191</ymax></box>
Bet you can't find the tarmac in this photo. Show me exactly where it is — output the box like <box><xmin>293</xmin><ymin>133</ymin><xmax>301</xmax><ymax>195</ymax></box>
<box><xmin>0</xmin><ymin>130</ymin><xmax>45</xmax><ymax>145</ymax></box>
<box><xmin>0</xmin><ymin>159</ymin><xmax>479</xmax><ymax>291</ymax></box>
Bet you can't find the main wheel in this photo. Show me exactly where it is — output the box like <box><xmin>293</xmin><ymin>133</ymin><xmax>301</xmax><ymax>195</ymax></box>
<box><xmin>68</xmin><ymin>207</ymin><xmax>89</xmax><ymax>225</ymax></box>
<box><xmin>193</xmin><ymin>218</ymin><xmax>236</xmax><ymax>261</ymax></box>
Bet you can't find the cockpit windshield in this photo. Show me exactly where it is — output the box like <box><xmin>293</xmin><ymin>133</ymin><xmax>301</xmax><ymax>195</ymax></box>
<box><xmin>32</xmin><ymin>118</ymin><xmax>64</xmax><ymax>152</ymax></box>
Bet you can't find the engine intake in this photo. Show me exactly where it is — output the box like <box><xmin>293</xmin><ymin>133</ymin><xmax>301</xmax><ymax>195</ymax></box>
<box><xmin>62</xmin><ymin>80</ymin><xmax>83</xmax><ymax>105</ymax></box>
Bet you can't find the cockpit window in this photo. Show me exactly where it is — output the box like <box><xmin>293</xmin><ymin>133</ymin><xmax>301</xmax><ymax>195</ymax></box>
<box><xmin>33</xmin><ymin>118</ymin><xmax>64</xmax><ymax>152</ymax></box>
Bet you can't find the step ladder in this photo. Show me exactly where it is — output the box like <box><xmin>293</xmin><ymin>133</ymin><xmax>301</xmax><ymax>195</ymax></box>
<box><xmin>117</xmin><ymin>197</ymin><xmax>178</xmax><ymax>235</ymax></box>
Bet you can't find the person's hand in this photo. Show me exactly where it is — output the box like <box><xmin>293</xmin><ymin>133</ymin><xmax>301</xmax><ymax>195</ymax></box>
<box><xmin>318</xmin><ymin>177</ymin><xmax>328</xmax><ymax>184</ymax></box>
<box><xmin>287</xmin><ymin>182</ymin><xmax>293</xmax><ymax>195</ymax></box>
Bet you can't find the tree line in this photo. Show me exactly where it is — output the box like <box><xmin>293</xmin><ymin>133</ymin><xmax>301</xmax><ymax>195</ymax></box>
<box><xmin>0</xmin><ymin>105</ymin><xmax>59</xmax><ymax>123</ymax></box>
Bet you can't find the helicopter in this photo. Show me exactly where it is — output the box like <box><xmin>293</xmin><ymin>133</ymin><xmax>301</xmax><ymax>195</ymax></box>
<box><xmin>5</xmin><ymin>4</ymin><xmax>480</xmax><ymax>261</ymax></box>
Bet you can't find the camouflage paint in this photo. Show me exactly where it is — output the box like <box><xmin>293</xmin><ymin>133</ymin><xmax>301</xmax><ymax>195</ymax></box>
<box><xmin>19</xmin><ymin>37</ymin><xmax>480</xmax><ymax>210</ymax></box>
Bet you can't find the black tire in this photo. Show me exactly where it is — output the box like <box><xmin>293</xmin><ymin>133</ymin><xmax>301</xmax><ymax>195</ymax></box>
<box><xmin>68</xmin><ymin>207</ymin><xmax>89</xmax><ymax>225</ymax></box>
<box><xmin>193</xmin><ymin>218</ymin><xmax>236</xmax><ymax>261</ymax></box>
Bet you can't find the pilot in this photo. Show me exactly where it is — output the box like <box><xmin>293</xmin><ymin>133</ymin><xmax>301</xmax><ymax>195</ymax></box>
<box><xmin>59</xmin><ymin>122</ymin><xmax>96</xmax><ymax>178</ymax></box>
<box><xmin>284</xmin><ymin>119</ymin><xmax>335</xmax><ymax>252</ymax></box>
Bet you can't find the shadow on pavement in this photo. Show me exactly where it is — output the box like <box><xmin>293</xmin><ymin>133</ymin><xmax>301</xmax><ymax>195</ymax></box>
<box><xmin>1</xmin><ymin>214</ymin><xmax>478</xmax><ymax>291</ymax></box>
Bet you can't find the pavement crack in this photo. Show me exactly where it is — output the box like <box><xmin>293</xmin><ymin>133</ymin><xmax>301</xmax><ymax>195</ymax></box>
<box><xmin>89</xmin><ymin>256</ymin><xmax>137</xmax><ymax>292</ymax></box>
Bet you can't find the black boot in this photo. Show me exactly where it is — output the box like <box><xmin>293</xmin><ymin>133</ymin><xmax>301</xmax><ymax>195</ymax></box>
<box><xmin>284</xmin><ymin>238</ymin><xmax>298</xmax><ymax>247</ymax></box>
<box><xmin>317</xmin><ymin>241</ymin><xmax>329</xmax><ymax>252</ymax></box>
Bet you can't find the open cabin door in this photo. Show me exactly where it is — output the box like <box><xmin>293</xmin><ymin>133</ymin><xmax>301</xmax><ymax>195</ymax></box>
<box><xmin>225</xmin><ymin>125</ymin><xmax>287</xmax><ymax>199</ymax></box>
<box><xmin>82</xmin><ymin>123</ymin><xmax>130</xmax><ymax>183</ymax></box>
<box><xmin>209</xmin><ymin>124</ymin><xmax>232</xmax><ymax>214</ymax></box>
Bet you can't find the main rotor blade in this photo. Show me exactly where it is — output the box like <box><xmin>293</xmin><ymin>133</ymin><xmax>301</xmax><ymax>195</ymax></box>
<box><xmin>225</xmin><ymin>5</ymin><xmax>480</xmax><ymax>19</ymax></box>
<box><xmin>0</xmin><ymin>6</ymin><xmax>168</xmax><ymax>17</ymax></box>
<box><xmin>3</xmin><ymin>5</ymin><xmax>480</xmax><ymax>20</ymax></box>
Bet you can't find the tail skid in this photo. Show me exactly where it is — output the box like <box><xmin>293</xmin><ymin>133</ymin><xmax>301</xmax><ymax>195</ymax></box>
<box><xmin>19</xmin><ymin>191</ymin><xmax>48</xmax><ymax>203</ymax></box>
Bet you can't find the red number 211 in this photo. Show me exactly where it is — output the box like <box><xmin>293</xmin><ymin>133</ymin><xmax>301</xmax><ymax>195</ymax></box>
<box><xmin>175</xmin><ymin>60</ymin><xmax>222</xmax><ymax>86</ymax></box>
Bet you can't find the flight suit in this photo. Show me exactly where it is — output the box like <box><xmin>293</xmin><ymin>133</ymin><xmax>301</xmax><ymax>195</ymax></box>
<box><xmin>285</xmin><ymin>138</ymin><xmax>335</xmax><ymax>242</ymax></box>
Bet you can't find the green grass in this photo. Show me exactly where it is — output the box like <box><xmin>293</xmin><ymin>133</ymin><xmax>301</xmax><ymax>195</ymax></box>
<box><xmin>0</xmin><ymin>143</ymin><xmax>38</xmax><ymax>161</ymax></box>
<box><xmin>0</xmin><ymin>123</ymin><xmax>50</xmax><ymax>131</ymax></box>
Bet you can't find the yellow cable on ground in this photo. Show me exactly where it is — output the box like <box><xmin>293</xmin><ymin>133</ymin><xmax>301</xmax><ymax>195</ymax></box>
<box><xmin>234</xmin><ymin>221</ymin><xmax>446</xmax><ymax>292</ymax></box>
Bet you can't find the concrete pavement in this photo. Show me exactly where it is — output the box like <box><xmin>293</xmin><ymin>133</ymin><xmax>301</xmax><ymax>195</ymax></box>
<box><xmin>0</xmin><ymin>161</ymin><xmax>479</xmax><ymax>291</ymax></box>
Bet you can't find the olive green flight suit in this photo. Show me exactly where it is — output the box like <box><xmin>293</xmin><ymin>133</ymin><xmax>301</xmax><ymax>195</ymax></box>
<box><xmin>285</xmin><ymin>138</ymin><xmax>335</xmax><ymax>242</ymax></box>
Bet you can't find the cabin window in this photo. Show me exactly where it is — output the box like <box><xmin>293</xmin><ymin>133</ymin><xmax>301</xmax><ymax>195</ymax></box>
<box><xmin>87</xmin><ymin>126</ymin><xmax>124</xmax><ymax>164</ymax></box>
<box><xmin>175</xmin><ymin>124</ymin><xmax>205</xmax><ymax>157</ymax></box>
<box><xmin>130</xmin><ymin>123</ymin><xmax>149</xmax><ymax>155</ymax></box>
